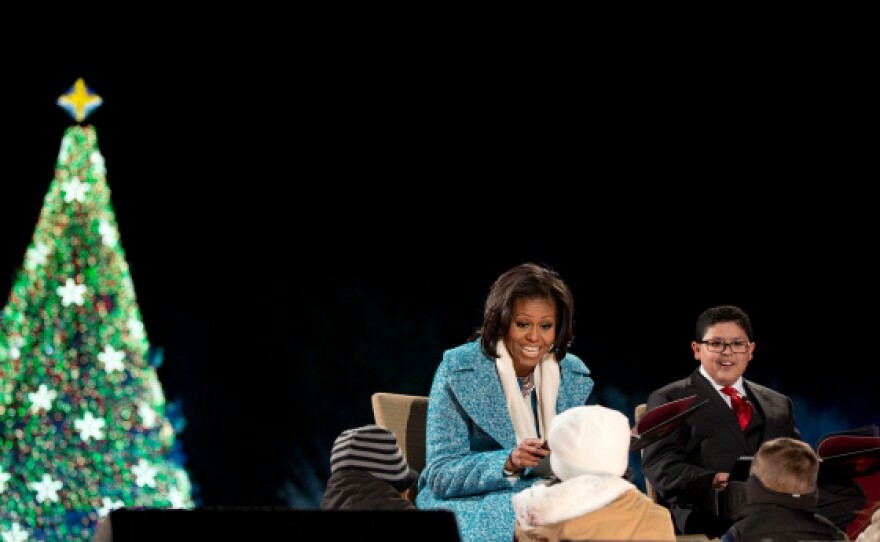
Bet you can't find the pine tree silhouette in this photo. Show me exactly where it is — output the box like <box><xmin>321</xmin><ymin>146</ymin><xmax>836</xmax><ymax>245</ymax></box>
<box><xmin>0</xmin><ymin>81</ymin><xmax>195</xmax><ymax>541</ymax></box>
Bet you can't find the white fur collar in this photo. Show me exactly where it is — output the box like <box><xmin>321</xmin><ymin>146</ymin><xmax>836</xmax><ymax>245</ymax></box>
<box><xmin>512</xmin><ymin>474</ymin><xmax>635</xmax><ymax>529</ymax></box>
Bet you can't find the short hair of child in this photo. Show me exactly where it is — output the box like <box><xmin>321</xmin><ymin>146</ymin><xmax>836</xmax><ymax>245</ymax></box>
<box><xmin>749</xmin><ymin>436</ymin><xmax>819</xmax><ymax>496</ymax></box>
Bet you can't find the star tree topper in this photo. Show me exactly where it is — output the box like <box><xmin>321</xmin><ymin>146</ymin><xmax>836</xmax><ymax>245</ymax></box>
<box><xmin>57</xmin><ymin>77</ymin><xmax>103</xmax><ymax>122</ymax></box>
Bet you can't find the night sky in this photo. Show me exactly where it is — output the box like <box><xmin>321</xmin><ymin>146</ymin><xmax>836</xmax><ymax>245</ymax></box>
<box><xmin>2</xmin><ymin>48</ymin><xmax>876</xmax><ymax>507</ymax></box>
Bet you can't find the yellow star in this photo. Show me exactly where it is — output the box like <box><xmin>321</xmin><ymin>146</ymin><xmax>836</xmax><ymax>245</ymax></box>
<box><xmin>57</xmin><ymin>78</ymin><xmax>103</xmax><ymax>122</ymax></box>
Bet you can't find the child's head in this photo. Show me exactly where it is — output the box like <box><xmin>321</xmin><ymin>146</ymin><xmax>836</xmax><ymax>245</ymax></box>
<box><xmin>750</xmin><ymin>436</ymin><xmax>819</xmax><ymax>496</ymax></box>
<box><xmin>548</xmin><ymin>405</ymin><xmax>630</xmax><ymax>481</ymax></box>
<box><xmin>330</xmin><ymin>424</ymin><xmax>419</xmax><ymax>492</ymax></box>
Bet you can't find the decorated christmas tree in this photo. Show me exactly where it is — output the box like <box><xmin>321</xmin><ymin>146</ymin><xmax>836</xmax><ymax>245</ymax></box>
<box><xmin>0</xmin><ymin>79</ymin><xmax>194</xmax><ymax>541</ymax></box>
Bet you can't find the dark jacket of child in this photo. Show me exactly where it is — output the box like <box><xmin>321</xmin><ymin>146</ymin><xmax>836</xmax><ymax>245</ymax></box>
<box><xmin>720</xmin><ymin>475</ymin><xmax>848</xmax><ymax>542</ymax></box>
<box><xmin>321</xmin><ymin>469</ymin><xmax>416</xmax><ymax>511</ymax></box>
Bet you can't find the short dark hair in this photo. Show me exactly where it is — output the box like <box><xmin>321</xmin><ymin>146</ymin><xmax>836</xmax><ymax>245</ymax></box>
<box><xmin>695</xmin><ymin>305</ymin><xmax>753</xmax><ymax>342</ymax></box>
<box><xmin>473</xmin><ymin>262</ymin><xmax>575</xmax><ymax>360</ymax></box>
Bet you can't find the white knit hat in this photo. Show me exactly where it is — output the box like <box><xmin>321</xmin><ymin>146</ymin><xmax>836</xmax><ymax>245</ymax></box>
<box><xmin>330</xmin><ymin>424</ymin><xmax>419</xmax><ymax>492</ymax></box>
<box><xmin>548</xmin><ymin>405</ymin><xmax>630</xmax><ymax>481</ymax></box>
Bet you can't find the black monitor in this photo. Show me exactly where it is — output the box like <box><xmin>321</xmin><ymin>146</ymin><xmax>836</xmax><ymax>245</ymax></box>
<box><xmin>108</xmin><ymin>507</ymin><xmax>462</xmax><ymax>542</ymax></box>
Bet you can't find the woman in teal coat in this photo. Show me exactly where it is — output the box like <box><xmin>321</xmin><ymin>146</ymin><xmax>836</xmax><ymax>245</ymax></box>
<box><xmin>416</xmin><ymin>263</ymin><xmax>594</xmax><ymax>542</ymax></box>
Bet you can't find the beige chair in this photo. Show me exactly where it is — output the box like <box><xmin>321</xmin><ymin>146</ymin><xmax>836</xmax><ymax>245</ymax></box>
<box><xmin>371</xmin><ymin>392</ymin><xmax>429</xmax><ymax>502</ymax></box>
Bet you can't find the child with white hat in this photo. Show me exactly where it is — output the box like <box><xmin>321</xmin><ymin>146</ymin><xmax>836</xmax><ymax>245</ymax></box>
<box><xmin>512</xmin><ymin>405</ymin><xmax>675</xmax><ymax>541</ymax></box>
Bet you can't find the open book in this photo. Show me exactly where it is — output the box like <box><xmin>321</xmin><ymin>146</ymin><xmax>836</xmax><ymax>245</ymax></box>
<box><xmin>630</xmin><ymin>395</ymin><xmax>709</xmax><ymax>452</ymax></box>
<box><xmin>728</xmin><ymin>424</ymin><xmax>880</xmax><ymax>482</ymax></box>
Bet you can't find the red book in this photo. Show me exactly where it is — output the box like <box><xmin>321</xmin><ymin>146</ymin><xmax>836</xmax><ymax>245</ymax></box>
<box><xmin>630</xmin><ymin>395</ymin><xmax>709</xmax><ymax>452</ymax></box>
<box><xmin>816</xmin><ymin>425</ymin><xmax>880</xmax><ymax>481</ymax></box>
<box><xmin>728</xmin><ymin>424</ymin><xmax>880</xmax><ymax>482</ymax></box>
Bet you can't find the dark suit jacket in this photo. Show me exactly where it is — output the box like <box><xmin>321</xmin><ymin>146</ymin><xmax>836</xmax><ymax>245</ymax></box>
<box><xmin>641</xmin><ymin>368</ymin><xmax>799</xmax><ymax>535</ymax></box>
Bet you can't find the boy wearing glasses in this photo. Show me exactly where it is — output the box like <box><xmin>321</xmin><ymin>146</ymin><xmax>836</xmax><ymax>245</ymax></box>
<box><xmin>641</xmin><ymin>305</ymin><xmax>865</xmax><ymax>538</ymax></box>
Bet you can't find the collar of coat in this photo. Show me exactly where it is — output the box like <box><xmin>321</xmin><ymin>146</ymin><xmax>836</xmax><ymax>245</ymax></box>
<box><xmin>512</xmin><ymin>474</ymin><xmax>635</xmax><ymax>529</ymax></box>
<box><xmin>745</xmin><ymin>474</ymin><xmax>818</xmax><ymax>509</ymax></box>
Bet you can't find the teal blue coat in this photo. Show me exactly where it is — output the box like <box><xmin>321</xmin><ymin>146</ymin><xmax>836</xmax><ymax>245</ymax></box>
<box><xmin>415</xmin><ymin>339</ymin><xmax>594</xmax><ymax>542</ymax></box>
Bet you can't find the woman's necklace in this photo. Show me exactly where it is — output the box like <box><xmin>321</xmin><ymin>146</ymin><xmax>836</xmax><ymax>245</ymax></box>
<box><xmin>518</xmin><ymin>371</ymin><xmax>535</xmax><ymax>398</ymax></box>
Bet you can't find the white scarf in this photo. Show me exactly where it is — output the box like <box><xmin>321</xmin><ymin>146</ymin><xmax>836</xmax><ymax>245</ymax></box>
<box><xmin>496</xmin><ymin>340</ymin><xmax>560</xmax><ymax>442</ymax></box>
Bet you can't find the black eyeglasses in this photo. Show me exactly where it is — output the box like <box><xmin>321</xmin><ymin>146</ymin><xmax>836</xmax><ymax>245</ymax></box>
<box><xmin>698</xmin><ymin>340</ymin><xmax>751</xmax><ymax>353</ymax></box>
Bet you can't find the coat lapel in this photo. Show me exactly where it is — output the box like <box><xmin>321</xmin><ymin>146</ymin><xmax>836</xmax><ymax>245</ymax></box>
<box><xmin>690</xmin><ymin>370</ymin><xmax>749</xmax><ymax>451</ymax></box>
<box><xmin>449</xmin><ymin>354</ymin><xmax>517</xmax><ymax>448</ymax></box>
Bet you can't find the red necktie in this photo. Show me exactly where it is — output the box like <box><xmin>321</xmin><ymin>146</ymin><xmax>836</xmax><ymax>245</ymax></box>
<box><xmin>721</xmin><ymin>386</ymin><xmax>752</xmax><ymax>430</ymax></box>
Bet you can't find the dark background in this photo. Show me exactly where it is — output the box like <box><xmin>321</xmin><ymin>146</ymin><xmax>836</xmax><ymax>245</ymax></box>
<box><xmin>1</xmin><ymin>43</ymin><xmax>876</xmax><ymax>507</ymax></box>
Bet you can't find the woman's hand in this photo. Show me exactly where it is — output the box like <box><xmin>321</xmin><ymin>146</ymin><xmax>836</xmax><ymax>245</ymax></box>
<box><xmin>506</xmin><ymin>438</ymin><xmax>550</xmax><ymax>473</ymax></box>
